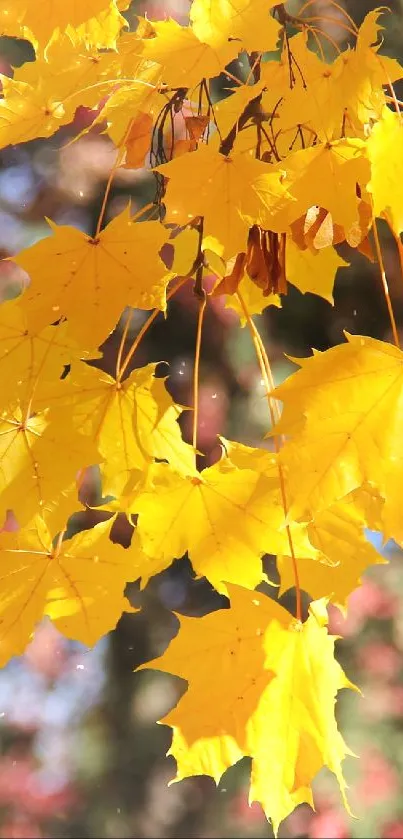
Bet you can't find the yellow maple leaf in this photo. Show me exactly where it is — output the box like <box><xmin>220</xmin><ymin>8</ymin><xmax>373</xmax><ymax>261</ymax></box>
<box><xmin>157</xmin><ymin>145</ymin><xmax>287</xmax><ymax>260</ymax></box>
<box><xmin>121</xmin><ymin>113</ymin><xmax>153</xmax><ymax>169</ymax></box>
<box><xmin>277</xmin><ymin>12</ymin><xmax>401</xmax><ymax>144</ymax></box>
<box><xmin>249</xmin><ymin>602</ymin><xmax>356</xmax><ymax>833</ymax></box>
<box><xmin>277</xmin><ymin>500</ymin><xmax>385</xmax><ymax>609</ymax></box>
<box><xmin>50</xmin><ymin>361</ymin><xmax>196</xmax><ymax>495</ymax></box>
<box><xmin>15</xmin><ymin>34</ymin><xmax>125</xmax><ymax>113</ymax></box>
<box><xmin>209</xmin><ymin>80</ymin><xmax>266</xmax><ymax>140</ymax></box>
<box><xmin>286</xmin><ymin>240</ymin><xmax>349</xmax><ymax>303</ymax></box>
<box><xmin>0</xmin><ymin>75</ymin><xmax>75</xmax><ymax>150</ymax></box>
<box><xmin>224</xmin><ymin>272</ymin><xmax>281</xmax><ymax>321</ymax></box>
<box><xmin>190</xmin><ymin>0</ymin><xmax>281</xmax><ymax>65</ymax></box>
<box><xmin>140</xmin><ymin>587</ymin><xmax>354</xmax><ymax>835</ymax></box>
<box><xmin>367</xmin><ymin>105</ymin><xmax>403</xmax><ymax>234</ymax></box>
<box><xmin>0</xmin><ymin>0</ymin><xmax>27</xmax><ymax>40</ymax></box>
<box><xmin>67</xmin><ymin>1</ymin><xmax>128</xmax><ymax>50</ymax></box>
<box><xmin>139</xmin><ymin>19</ymin><xmax>226</xmax><ymax>89</ymax></box>
<box><xmin>132</xmin><ymin>442</ymin><xmax>317</xmax><ymax>594</ymax></box>
<box><xmin>98</xmin><ymin>61</ymin><xmax>163</xmax><ymax>153</ymax></box>
<box><xmin>13</xmin><ymin>207</ymin><xmax>173</xmax><ymax>349</ymax></box>
<box><xmin>2</xmin><ymin>0</ymin><xmax>126</xmax><ymax>48</ymax></box>
<box><xmin>256</xmin><ymin>140</ymin><xmax>370</xmax><ymax>234</ymax></box>
<box><xmin>271</xmin><ymin>335</ymin><xmax>403</xmax><ymax>533</ymax></box>
<box><xmin>0</xmin><ymin>298</ymin><xmax>95</xmax><ymax>411</ymax></box>
<box><xmin>140</xmin><ymin>586</ymin><xmax>290</xmax><ymax>780</ymax></box>
<box><xmin>0</xmin><ymin>516</ymin><xmax>136</xmax><ymax>664</ymax></box>
<box><xmin>0</xmin><ymin>403</ymin><xmax>99</xmax><ymax>526</ymax></box>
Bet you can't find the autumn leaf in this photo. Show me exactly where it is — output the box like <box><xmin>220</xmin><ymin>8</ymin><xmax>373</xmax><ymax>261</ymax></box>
<box><xmin>15</xmin><ymin>33</ymin><xmax>125</xmax><ymax>112</ymax></box>
<box><xmin>13</xmin><ymin>206</ymin><xmax>173</xmax><ymax>348</ymax></box>
<box><xmin>0</xmin><ymin>298</ymin><xmax>94</xmax><ymax>411</ymax></box>
<box><xmin>100</xmin><ymin>63</ymin><xmax>164</xmax><ymax>154</ymax></box>
<box><xmin>367</xmin><ymin>105</ymin><xmax>403</xmax><ymax>234</ymax></box>
<box><xmin>121</xmin><ymin>113</ymin><xmax>153</xmax><ymax>168</ymax></box>
<box><xmin>157</xmin><ymin>144</ymin><xmax>288</xmax><ymax>259</ymax></box>
<box><xmin>212</xmin><ymin>80</ymin><xmax>266</xmax><ymax>139</ymax></box>
<box><xmin>0</xmin><ymin>405</ymin><xmax>99</xmax><ymax>527</ymax></box>
<box><xmin>67</xmin><ymin>0</ymin><xmax>128</xmax><ymax>50</ymax></box>
<box><xmin>277</xmin><ymin>499</ymin><xmax>385</xmax><ymax>609</ymax></box>
<box><xmin>139</xmin><ymin>19</ymin><xmax>226</xmax><ymax>88</ymax></box>
<box><xmin>49</xmin><ymin>361</ymin><xmax>196</xmax><ymax>495</ymax></box>
<box><xmin>223</xmin><ymin>271</ymin><xmax>281</xmax><ymax>321</ymax></box>
<box><xmin>139</xmin><ymin>586</ymin><xmax>290</xmax><ymax>779</ymax></box>
<box><xmin>1</xmin><ymin>0</ymin><xmax>127</xmax><ymax>48</ymax></box>
<box><xmin>190</xmin><ymin>0</ymin><xmax>281</xmax><ymax>65</ymax></box>
<box><xmin>140</xmin><ymin>588</ymin><xmax>355</xmax><ymax>834</ymax></box>
<box><xmin>0</xmin><ymin>75</ymin><xmax>74</xmax><ymax>150</ymax></box>
<box><xmin>256</xmin><ymin>141</ymin><xmax>370</xmax><ymax>234</ymax></box>
<box><xmin>131</xmin><ymin>444</ymin><xmax>317</xmax><ymax>594</ymax></box>
<box><xmin>249</xmin><ymin>601</ymin><xmax>356</xmax><ymax>833</ymax></box>
<box><xmin>271</xmin><ymin>335</ymin><xmax>403</xmax><ymax>536</ymax></box>
<box><xmin>286</xmin><ymin>240</ymin><xmax>349</xmax><ymax>303</ymax></box>
<box><xmin>0</xmin><ymin>516</ymin><xmax>136</xmax><ymax>665</ymax></box>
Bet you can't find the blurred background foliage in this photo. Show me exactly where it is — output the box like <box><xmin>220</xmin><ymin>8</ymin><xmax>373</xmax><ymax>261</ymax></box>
<box><xmin>0</xmin><ymin>1</ymin><xmax>403</xmax><ymax>837</ymax></box>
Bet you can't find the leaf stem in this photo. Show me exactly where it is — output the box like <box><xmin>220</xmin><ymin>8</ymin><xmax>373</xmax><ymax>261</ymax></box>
<box><xmin>237</xmin><ymin>290</ymin><xmax>302</xmax><ymax>622</ymax></box>
<box><xmin>192</xmin><ymin>292</ymin><xmax>207</xmax><ymax>451</ymax></box>
<box><xmin>372</xmin><ymin>218</ymin><xmax>400</xmax><ymax>348</ymax></box>
<box><xmin>116</xmin><ymin>276</ymin><xmax>189</xmax><ymax>381</ymax></box>
<box><xmin>95</xmin><ymin>119</ymin><xmax>134</xmax><ymax>238</ymax></box>
<box><xmin>54</xmin><ymin>529</ymin><xmax>66</xmax><ymax>558</ymax></box>
<box><xmin>387</xmin><ymin>217</ymin><xmax>403</xmax><ymax>286</ymax></box>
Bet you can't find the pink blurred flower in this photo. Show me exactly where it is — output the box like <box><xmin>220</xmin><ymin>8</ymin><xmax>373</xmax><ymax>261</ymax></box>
<box><xmin>361</xmin><ymin>684</ymin><xmax>403</xmax><ymax>721</ymax></box>
<box><xmin>388</xmin><ymin>684</ymin><xmax>403</xmax><ymax>717</ymax></box>
<box><xmin>309</xmin><ymin>808</ymin><xmax>349</xmax><ymax>839</ymax></box>
<box><xmin>355</xmin><ymin>750</ymin><xmax>400</xmax><ymax>805</ymax></box>
<box><xmin>329</xmin><ymin>580</ymin><xmax>399</xmax><ymax>637</ymax></box>
<box><xmin>25</xmin><ymin>622</ymin><xmax>68</xmax><ymax>681</ymax></box>
<box><xmin>230</xmin><ymin>792</ymin><xmax>266</xmax><ymax>825</ymax></box>
<box><xmin>382</xmin><ymin>820</ymin><xmax>403</xmax><ymax>838</ymax></box>
<box><xmin>0</xmin><ymin>755</ymin><xmax>77</xmax><ymax>818</ymax></box>
<box><xmin>0</xmin><ymin>818</ymin><xmax>42</xmax><ymax>838</ymax></box>
<box><xmin>357</xmin><ymin>642</ymin><xmax>401</xmax><ymax>680</ymax></box>
<box><xmin>208</xmin><ymin>293</ymin><xmax>239</xmax><ymax>326</ymax></box>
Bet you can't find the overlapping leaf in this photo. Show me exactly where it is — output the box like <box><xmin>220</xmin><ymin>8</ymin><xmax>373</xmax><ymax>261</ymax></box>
<box><xmin>277</xmin><ymin>500</ymin><xmax>385</xmax><ymax>609</ymax></box>
<box><xmin>140</xmin><ymin>588</ymin><xmax>355</xmax><ymax>834</ymax></box>
<box><xmin>190</xmin><ymin>0</ymin><xmax>281</xmax><ymax>64</ymax></box>
<box><xmin>0</xmin><ymin>0</ymin><xmax>127</xmax><ymax>48</ymax></box>
<box><xmin>271</xmin><ymin>335</ymin><xmax>403</xmax><ymax>539</ymax></box>
<box><xmin>49</xmin><ymin>361</ymin><xmax>196</xmax><ymax>495</ymax></box>
<box><xmin>0</xmin><ymin>516</ymin><xmax>136</xmax><ymax>665</ymax></box>
<box><xmin>139</xmin><ymin>19</ymin><xmax>225</xmax><ymax>88</ymax></box>
<box><xmin>130</xmin><ymin>444</ymin><xmax>318</xmax><ymax>594</ymax></box>
<box><xmin>14</xmin><ymin>206</ymin><xmax>173</xmax><ymax>348</ymax></box>
<box><xmin>157</xmin><ymin>145</ymin><xmax>288</xmax><ymax>259</ymax></box>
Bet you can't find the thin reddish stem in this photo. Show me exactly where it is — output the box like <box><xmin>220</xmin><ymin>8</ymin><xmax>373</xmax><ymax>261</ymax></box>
<box><xmin>299</xmin><ymin>0</ymin><xmax>358</xmax><ymax>33</ymax></box>
<box><xmin>387</xmin><ymin>217</ymin><xmax>403</xmax><ymax>297</ymax></box>
<box><xmin>237</xmin><ymin>290</ymin><xmax>302</xmax><ymax>622</ymax></box>
<box><xmin>116</xmin><ymin>276</ymin><xmax>190</xmax><ymax>381</ymax></box>
<box><xmin>192</xmin><ymin>294</ymin><xmax>207</xmax><ymax>450</ymax></box>
<box><xmin>302</xmin><ymin>14</ymin><xmax>357</xmax><ymax>37</ymax></box>
<box><xmin>95</xmin><ymin>120</ymin><xmax>134</xmax><ymax>238</ymax></box>
<box><xmin>372</xmin><ymin>218</ymin><xmax>400</xmax><ymax>348</ymax></box>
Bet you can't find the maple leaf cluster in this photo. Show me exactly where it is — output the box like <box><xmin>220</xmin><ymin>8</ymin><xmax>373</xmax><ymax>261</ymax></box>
<box><xmin>0</xmin><ymin>0</ymin><xmax>403</xmax><ymax>832</ymax></box>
